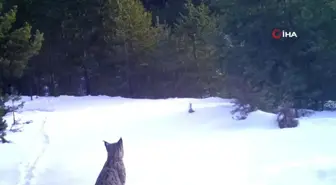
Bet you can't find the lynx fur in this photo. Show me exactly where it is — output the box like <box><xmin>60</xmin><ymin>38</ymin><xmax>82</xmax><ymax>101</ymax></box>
<box><xmin>95</xmin><ymin>138</ymin><xmax>126</xmax><ymax>185</ymax></box>
<box><xmin>276</xmin><ymin>107</ymin><xmax>299</xmax><ymax>128</ymax></box>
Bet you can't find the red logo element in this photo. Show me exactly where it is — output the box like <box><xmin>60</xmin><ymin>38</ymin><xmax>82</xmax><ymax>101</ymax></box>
<box><xmin>272</xmin><ymin>28</ymin><xmax>282</xmax><ymax>39</ymax></box>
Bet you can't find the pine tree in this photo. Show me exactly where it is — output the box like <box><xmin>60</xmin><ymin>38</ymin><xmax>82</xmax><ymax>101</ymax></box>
<box><xmin>213</xmin><ymin>0</ymin><xmax>336</xmax><ymax>124</ymax></box>
<box><xmin>0</xmin><ymin>1</ymin><xmax>43</xmax><ymax>142</ymax></box>
<box><xmin>60</xmin><ymin>0</ymin><xmax>107</xmax><ymax>95</ymax></box>
<box><xmin>171</xmin><ymin>0</ymin><xmax>223</xmax><ymax>96</ymax></box>
<box><xmin>174</xmin><ymin>0</ymin><xmax>219</xmax><ymax>59</ymax></box>
<box><xmin>8</xmin><ymin>0</ymin><xmax>71</xmax><ymax>96</ymax></box>
<box><xmin>0</xmin><ymin>3</ymin><xmax>44</xmax><ymax>93</ymax></box>
<box><xmin>103</xmin><ymin>0</ymin><xmax>161</xmax><ymax>97</ymax></box>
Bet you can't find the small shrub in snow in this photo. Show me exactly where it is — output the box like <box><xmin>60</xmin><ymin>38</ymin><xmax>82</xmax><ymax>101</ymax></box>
<box><xmin>7</xmin><ymin>94</ymin><xmax>31</xmax><ymax>132</ymax></box>
<box><xmin>276</xmin><ymin>107</ymin><xmax>299</xmax><ymax>129</ymax></box>
<box><xmin>324</xmin><ymin>100</ymin><xmax>336</xmax><ymax>111</ymax></box>
<box><xmin>0</xmin><ymin>95</ymin><xmax>9</xmax><ymax>143</ymax></box>
<box><xmin>231</xmin><ymin>100</ymin><xmax>256</xmax><ymax>120</ymax></box>
<box><xmin>296</xmin><ymin>109</ymin><xmax>314</xmax><ymax>118</ymax></box>
<box><xmin>0</xmin><ymin>91</ymin><xmax>31</xmax><ymax>143</ymax></box>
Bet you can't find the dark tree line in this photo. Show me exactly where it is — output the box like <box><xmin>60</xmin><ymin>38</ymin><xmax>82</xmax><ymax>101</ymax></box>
<box><xmin>1</xmin><ymin>0</ymin><xmax>223</xmax><ymax>98</ymax></box>
<box><xmin>0</xmin><ymin>0</ymin><xmax>336</xmax><ymax>137</ymax></box>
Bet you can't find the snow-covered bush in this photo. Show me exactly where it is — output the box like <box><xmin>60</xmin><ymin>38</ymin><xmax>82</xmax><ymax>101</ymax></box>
<box><xmin>230</xmin><ymin>100</ymin><xmax>256</xmax><ymax>120</ymax></box>
<box><xmin>324</xmin><ymin>100</ymin><xmax>336</xmax><ymax>110</ymax></box>
<box><xmin>0</xmin><ymin>95</ymin><xmax>9</xmax><ymax>143</ymax></box>
<box><xmin>1</xmin><ymin>91</ymin><xmax>30</xmax><ymax>143</ymax></box>
<box><xmin>296</xmin><ymin>109</ymin><xmax>314</xmax><ymax>117</ymax></box>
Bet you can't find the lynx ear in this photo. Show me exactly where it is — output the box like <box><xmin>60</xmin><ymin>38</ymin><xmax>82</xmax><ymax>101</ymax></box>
<box><xmin>118</xmin><ymin>137</ymin><xmax>123</xmax><ymax>145</ymax></box>
<box><xmin>103</xmin><ymin>140</ymin><xmax>110</xmax><ymax>148</ymax></box>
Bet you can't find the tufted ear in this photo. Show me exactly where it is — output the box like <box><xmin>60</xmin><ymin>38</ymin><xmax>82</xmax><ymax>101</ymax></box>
<box><xmin>103</xmin><ymin>140</ymin><xmax>110</xmax><ymax>148</ymax></box>
<box><xmin>117</xmin><ymin>137</ymin><xmax>123</xmax><ymax>146</ymax></box>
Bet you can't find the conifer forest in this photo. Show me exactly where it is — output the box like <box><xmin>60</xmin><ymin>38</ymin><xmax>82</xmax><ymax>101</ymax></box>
<box><xmin>0</xmin><ymin>0</ymin><xmax>336</xmax><ymax>114</ymax></box>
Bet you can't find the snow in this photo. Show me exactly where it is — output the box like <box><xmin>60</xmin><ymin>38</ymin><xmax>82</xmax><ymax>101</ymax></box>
<box><xmin>1</xmin><ymin>95</ymin><xmax>336</xmax><ymax>185</ymax></box>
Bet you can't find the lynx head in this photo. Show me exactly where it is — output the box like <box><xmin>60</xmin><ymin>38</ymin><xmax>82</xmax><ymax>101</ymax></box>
<box><xmin>103</xmin><ymin>137</ymin><xmax>124</xmax><ymax>159</ymax></box>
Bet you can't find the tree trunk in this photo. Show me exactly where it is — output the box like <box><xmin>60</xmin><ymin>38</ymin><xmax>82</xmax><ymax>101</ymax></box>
<box><xmin>29</xmin><ymin>74</ymin><xmax>33</xmax><ymax>100</ymax></box>
<box><xmin>82</xmin><ymin>65</ymin><xmax>91</xmax><ymax>95</ymax></box>
<box><xmin>50</xmin><ymin>73</ymin><xmax>57</xmax><ymax>96</ymax></box>
<box><xmin>192</xmin><ymin>33</ymin><xmax>197</xmax><ymax>59</ymax></box>
<box><xmin>35</xmin><ymin>77</ymin><xmax>40</xmax><ymax>96</ymax></box>
<box><xmin>124</xmin><ymin>41</ymin><xmax>133</xmax><ymax>97</ymax></box>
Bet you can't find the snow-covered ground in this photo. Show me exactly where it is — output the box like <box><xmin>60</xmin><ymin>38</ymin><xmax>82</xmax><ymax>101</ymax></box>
<box><xmin>1</xmin><ymin>95</ymin><xmax>336</xmax><ymax>185</ymax></box>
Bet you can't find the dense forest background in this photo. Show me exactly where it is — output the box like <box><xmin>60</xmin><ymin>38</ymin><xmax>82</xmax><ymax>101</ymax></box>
<box><xmin>0</xmin><ymin>0</ymin><xmax>336</xmax><ymax>114</ymax></box>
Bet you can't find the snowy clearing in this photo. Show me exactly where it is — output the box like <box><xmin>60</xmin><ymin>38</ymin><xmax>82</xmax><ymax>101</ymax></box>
<box><xmin>1</xmin><ymin>96</ymin><xmax>336</xmax><ymax>185</ymax></box>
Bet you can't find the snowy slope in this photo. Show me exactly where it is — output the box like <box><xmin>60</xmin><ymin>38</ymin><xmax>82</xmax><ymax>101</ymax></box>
<box><xmin>1</xmin><ymin>96</ymin><xmax>336</xmax><ymax>185</ymax></box>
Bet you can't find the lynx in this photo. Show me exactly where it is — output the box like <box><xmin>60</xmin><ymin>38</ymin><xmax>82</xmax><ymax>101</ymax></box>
<box><xmin>277</xmin><ymin>107</ymin><xmax>299</xmax><ymax>129</ymax></box>
<box><xmin>95</xmin><ymin>138</ymin><xmax>126</xmax><ymax>185</ymax></box>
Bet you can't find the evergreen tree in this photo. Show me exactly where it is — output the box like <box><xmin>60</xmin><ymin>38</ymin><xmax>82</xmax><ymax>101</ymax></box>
<box><xmin>60</xmin><ymin>0</ymin><xmax>106</xmax><ymax>95</ymax></box>
<box><xmin>172</xmin><ymin>0</ymin><xmax>223</xmax><ymax>96</ymax></box>
<box><xmin>0</xmin><ymin>2</ymin><xmax>44</xmax><ymax>94</ymax></box>
<box><xmin>6</xmin><ymin>0</ymin><xmax>77</xmax><ymax>96</ymax></box>
<box><xmin>213</xmin><ymin>0</ymin><xmax>336</xmax><ymax>121</ymax></box>
<box><xmin>0</xmin><ymin>1</ymin><xmax>42</xmax><ymax>141</ymax></box>
<box><xmin>103</xmin><ymin>0</ymin><xmax>161</xmax><ymax>96</ymax></box>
